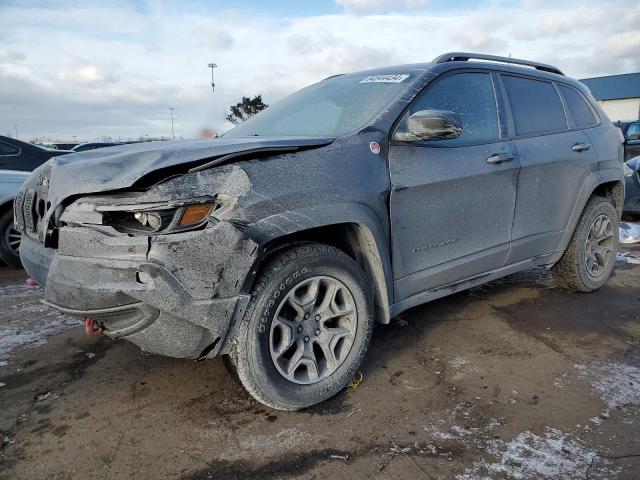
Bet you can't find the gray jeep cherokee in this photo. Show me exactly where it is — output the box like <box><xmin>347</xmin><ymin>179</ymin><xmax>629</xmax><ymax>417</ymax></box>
<box><xmin>17</xmin><ymin>53</ymin><xmax>624</xmax><ymax>410</ymax></box>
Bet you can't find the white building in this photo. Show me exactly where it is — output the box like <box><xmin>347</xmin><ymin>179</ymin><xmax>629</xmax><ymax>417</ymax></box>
<box><xmin>580</xmin><ymin>73</ymin><xmax>640</xmax><ymax>122</ymax></box>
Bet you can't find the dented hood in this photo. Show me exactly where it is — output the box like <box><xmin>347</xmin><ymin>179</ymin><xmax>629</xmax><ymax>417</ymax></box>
<box><xmin>47</xmin><ymin>136</ymin><xmax>333</xmax><ymax>205</ymax></box>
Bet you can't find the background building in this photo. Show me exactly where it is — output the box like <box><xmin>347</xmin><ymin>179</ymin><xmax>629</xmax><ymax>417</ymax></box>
<box><xmin>580</xmin><ymin>73</ymin><xmax>640</xmax><ymax>122</ymax></box>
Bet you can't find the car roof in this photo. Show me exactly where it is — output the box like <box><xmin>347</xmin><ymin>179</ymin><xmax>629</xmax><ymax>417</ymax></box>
<box><xmin>341</xmin><ymin>58</ymin><xmax>583</xmax><ymax>92</ymax></box>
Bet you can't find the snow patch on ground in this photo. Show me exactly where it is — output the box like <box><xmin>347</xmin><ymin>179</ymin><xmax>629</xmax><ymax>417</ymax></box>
<box><xmin>616</xmin><ymin>251</ymin><xmax>640</xmax><ymax>265</ymax></box>
<box><xmin>457</xmin><ymin>427</ymin><xmax>617</xmax><ymax>480</ymax></box>
<box><xmin>0</xmin><ymin>284</ymin><xmax>81</xmax><ymax>364</ymax></box>
<box><xmin>575</xmin><ymin>361</ymin><xmax>640</xmax><ymax>410</ymax></box>
<box><xmin>449</xmin><ymin>356</ymin><xmax>470</xmax><ymax>369</ymax></box>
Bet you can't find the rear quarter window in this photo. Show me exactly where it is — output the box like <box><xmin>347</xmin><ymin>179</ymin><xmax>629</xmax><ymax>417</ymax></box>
<box><xmin>559</xmin><ymin>85</ymin><xmax>597</xmax><ymax>128</ymax></box>
<box><xmin>0</xmin><ymin>142</ymin><xmax>20</xmax><ymax>155</ymax></box>
<box><xmin>502</xmin><ymin>75</ymin><xmax>567</xmax><ymax>136</ymax></box>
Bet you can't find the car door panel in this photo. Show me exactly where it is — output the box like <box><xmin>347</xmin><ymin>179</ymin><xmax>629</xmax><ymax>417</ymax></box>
<box><xmin>388</xmin><ymin>71</ymin><xmax>518</xmax><ymax>302</ymax></box>
<box><xmin>390</xmin><ymin>142</ymin><xmax>518</xmax><ymax>300</ymax></box>
<box><xmin>506</xmin><ymin>130</ymin><xmax>595</xmax><ymax>263</ymax></box>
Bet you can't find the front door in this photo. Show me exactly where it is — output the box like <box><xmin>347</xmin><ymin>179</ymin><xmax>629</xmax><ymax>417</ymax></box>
<box><xmin>389</xmin><ymin>71</ymin><xmax>519</xmax><ymax>302</ymax></box>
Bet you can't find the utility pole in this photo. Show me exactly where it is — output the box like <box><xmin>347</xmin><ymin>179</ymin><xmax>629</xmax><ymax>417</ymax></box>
<box><xmin>169</xmin><ymin>107</ymin><xmax>175</xmax><ymax>140</ymax></box>
<box><xmin>208</xmin><ymin>63</ymin><xmax>217</xmax><ymax>94</ymax></box>
<box><xmin>14</xmin><ymin>124</ymin><xmax>18</xmax><ymax>139</ymax></box>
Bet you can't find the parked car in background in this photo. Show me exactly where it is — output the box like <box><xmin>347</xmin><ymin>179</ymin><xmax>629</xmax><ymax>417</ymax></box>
<box><xmin>71</xmin><ymin>142</ymin><xmax>125</xmax><ymax>152</ymax></box>
<box><xmin>614</xmin><ymin>121</ymin><xmax>640</xmax><ymax>161</ymax></box>
<box><xmin>0</xmin><ymin>170</ymin><xmax>30</xmax><ymax>266</ymax></box>
<box><xmin>623</xmin><ymin>155</ymin><xmax>640</xmax><ymax>216</ymax></box>
<box><xmin>0</xmin><ymin>136</ymin><xmax>71</xmax><ymax>267</ymax></box>
<box><xmin>17</xmin><ymin>53</ymin><xmax>623</xmax><ymax>410</ymax></box>
<box><xmin>0</xmin><ymin>136</ymin><xmax>71</xmax><ymax>171</ymax></box>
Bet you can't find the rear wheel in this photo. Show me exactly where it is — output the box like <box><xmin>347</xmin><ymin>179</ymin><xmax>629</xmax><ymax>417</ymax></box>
<box><xmin>232</xmin><ymin>243</ymin><xmax>374</xmax><ymax>410</ymax></box>
<box><xmin>0</xmin><ymin>210</ymin><xmax>21</xmax><ymax>268</ymax></box>
<box><xmin>552</xmin><ymin>196</ymin><xmax>618</xmax><ymax>291</ymax></box>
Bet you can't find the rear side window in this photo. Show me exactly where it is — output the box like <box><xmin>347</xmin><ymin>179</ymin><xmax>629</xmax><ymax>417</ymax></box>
<box><xmin>559</xmin><ymin>85</ymin><xmax>596</xmax><ymax>127</ymax></box>
<box><xmin>0</xmin><ymin>141</ymin><xmax>20</xmax><ymax>155</ymax></box>
<box><xmin>502</xmin><ymin>75</ymin><xmax>567</xmax><ymax>136</ymax></box>
<box><xmin>401</xmin><ymin>72</ymin><xmax>499</xmax><ymax>146</ymax></box>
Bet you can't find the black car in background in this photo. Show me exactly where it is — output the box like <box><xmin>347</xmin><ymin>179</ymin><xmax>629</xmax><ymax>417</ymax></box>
<box><xmin>0</xmin><ymin>136</ymin><xmax>70</xmax><ymax>267</ymax></box>
<box><xmin>71</xmin><ymin>142</ymin><xmax>125</xmax><ymax>152</ymax></box>
<box><xmin>0</xmin><ymin>136</ymin><xmax>71</xmax><ymax>171</ymax></box>
<box><xmin>615</xmin><ymin>121</ymin><xmax>640</xmax><ymax>161</ymax></box>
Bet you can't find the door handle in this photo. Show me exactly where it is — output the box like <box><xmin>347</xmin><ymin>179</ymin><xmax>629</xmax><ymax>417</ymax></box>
<box><xmin>486</xmin><ymin>153</ymin><xmax>514</xmax><ymax>165</ymax></box>
<box><xmin>571</xmin><ymin>143</ymin><xmax>591</xmax><ymax>152</ymax></box>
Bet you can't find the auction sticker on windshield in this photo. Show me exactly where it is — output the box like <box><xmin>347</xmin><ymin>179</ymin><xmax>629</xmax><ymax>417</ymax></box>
<box><xmin>359</xmin><ymin>74</ymin><xmax>410</xmax><ymax>83</ymax></box>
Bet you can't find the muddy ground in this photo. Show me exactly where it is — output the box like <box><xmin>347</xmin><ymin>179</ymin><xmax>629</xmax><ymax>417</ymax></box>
<box><xmin>1</xmin><ymin>247</ymin><xmax>639</xmax><ymax>480</ymax></box>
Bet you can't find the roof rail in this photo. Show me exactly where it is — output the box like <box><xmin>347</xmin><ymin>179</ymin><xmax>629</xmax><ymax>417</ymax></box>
<box><xmin>433</xmin><ymin>52</ymin><xmax>564</xmax><ymax>76</ymax></box>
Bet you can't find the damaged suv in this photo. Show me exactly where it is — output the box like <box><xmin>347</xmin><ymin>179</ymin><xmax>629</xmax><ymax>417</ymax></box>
<box><xmin>17</xmin><ymin>53</ymin><xmax>623</xmax><ymax>410</ymax></box>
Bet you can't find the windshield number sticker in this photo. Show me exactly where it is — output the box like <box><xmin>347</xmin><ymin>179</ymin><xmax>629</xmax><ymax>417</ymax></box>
<box><xmin>359</xmin><ymin>74</ymin><xmax>409</xmax><ymax>84</ymax></box>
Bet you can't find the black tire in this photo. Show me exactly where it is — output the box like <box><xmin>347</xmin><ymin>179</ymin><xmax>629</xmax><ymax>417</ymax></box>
<box><xmin>552</xmin><ymin>196</ymin><xmax>619</xmax><ymax>292</ymax></box>
<box><xmin>0</xmin><ymin>209</ymin><xmax>21</xmax><ymax>268</ymax></box>
<box><xmin>232</xmin><ymin>243</ymin><xmax>374</xmax><ymax>411</ymax></box>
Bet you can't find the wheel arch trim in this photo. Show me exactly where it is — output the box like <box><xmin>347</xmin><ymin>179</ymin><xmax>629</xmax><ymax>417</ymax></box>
<box><xmin>244</xmin><ymin>203</ymin><xmax>393</xmax><ymax>323</ymax></box>
<box><xmin>556</xmin><ymin>168</ymin><xmax>623</xmax><ymax>256</ymax></box>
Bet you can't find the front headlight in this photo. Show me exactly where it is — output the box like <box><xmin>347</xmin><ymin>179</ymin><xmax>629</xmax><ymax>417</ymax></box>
<box><xmin>60</xmin><ymin>196</ymin><xmax>221</xmax><ymax>235</ymax></box>
<box><xmin>101</xmin><ymin>201</ymin><xmax>216</xmax><ymax>235</ymax></box>
<box><xmin>624</xmin><ymin>162</ymin><xmax>634</xmax><ymax>177</ymax></box>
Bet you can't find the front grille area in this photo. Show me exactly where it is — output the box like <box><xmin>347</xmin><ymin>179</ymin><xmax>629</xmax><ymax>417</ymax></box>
<box><xmin>15</xmin><ymin>187</ymin><xmax>50</xmax><ymax>236</ymax></box>
<box><xmin>13</xmin><ymin>189</ymin><xmax>25</xmax><ymax>232</ymax></box>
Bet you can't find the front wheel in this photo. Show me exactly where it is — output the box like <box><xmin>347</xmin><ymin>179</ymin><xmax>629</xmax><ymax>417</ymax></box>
<box><xmin>232</xmin><ymin>243</ymin><xmax>374</xmax><ymax>410</ymax></box>
<box><xmin>552</xmin><ymin>196</ymin><xmax>619</xmax><ymax>292</ymax></box>
<box><xmin>0</xmin><ymin>210</ymin><xmax>21</xmax><ymax>268</ymax></box>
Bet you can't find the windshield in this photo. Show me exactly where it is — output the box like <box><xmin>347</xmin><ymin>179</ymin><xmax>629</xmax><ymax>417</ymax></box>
<box><xmin>224</xmin><ymin>73</ymin><xmax>414</xmax><ymax>138</ymax></box>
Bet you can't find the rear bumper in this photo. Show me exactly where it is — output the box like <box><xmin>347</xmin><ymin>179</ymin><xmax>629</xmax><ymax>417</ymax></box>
<box><xmin>20</xmin><ymin>221</ymin><xmax>259</xmax><ymax>359</ymax></box>
<box><xmin>624</xmin><ymin>174</ymin><xmax>640</xmax><ymax>214</ymax></box>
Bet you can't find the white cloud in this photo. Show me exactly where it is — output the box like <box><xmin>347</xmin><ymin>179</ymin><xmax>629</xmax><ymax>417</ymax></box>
<box><xmin>335</xmin><ymin>0</ymin><xmax>429</xmax><ymax>13</ymax></box>
<box><xmin>0</xmin><ymin>0</ymin><xmax>636</xmax><ymax>141</ymax></box>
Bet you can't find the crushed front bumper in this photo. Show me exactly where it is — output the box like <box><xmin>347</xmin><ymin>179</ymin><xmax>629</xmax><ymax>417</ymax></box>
<box><xmin>20</xmin><ymin>221</ymin><xmax>259</xmax><ymax>359</ymax></box>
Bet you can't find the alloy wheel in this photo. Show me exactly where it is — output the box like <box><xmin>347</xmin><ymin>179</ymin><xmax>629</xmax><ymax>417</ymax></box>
<box><xmin>584</xmin><ymin>214</ymin><xmax>613</xmax><ymax>277</ymax></box>
<box><xmin>269</xmin><ymin>276</ymin><xmax>357</xmax><ymax>384</ymax></box>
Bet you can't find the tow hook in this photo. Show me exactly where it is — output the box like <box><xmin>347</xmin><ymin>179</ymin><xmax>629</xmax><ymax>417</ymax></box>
<box><xmin>84</xmin><ymin>317</ymin><xmax>103</xmax><ymax>337</ymax></box>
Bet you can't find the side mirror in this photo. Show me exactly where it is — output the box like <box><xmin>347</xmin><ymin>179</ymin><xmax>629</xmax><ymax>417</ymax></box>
<box><xmin>393</xmin><ymin>109</ymin><xmax>463</xmax><ymax>142</ymax></box>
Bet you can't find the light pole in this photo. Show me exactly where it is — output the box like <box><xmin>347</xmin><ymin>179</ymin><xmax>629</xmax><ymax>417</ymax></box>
<box><xmin>169</xmin><ymin>107</ymin><xmax>175</xmax><ymax>140</ymax></box>
<box><xmin>208</xmin><ymin>63</ymin><xmax>217</xmax><ymax>94</ymax></box>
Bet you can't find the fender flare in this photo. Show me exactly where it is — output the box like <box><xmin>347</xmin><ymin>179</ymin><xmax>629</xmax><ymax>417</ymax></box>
<box><xmin>244</xmin><ymin>203</ymin><xmax>393</xmax><ymax>323</ymax></box>
<box><xmin>556</xmin><ymin>167</ymin><xmax>624</xmax><ymax>255</ymax></box>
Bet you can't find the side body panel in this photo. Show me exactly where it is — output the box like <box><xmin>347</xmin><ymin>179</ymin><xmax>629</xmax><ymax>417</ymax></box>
<box><xmin>388</xmin><ymin>143</ymin><xmax>518</xmax><ymax>301</ymax></box>
<box><xmin>506</xmin><ymin>130</ymin><xmax>596</xmax><ymax>263</ymax></box>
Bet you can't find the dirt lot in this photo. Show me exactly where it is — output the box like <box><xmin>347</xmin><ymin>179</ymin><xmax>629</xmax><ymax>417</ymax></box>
<box><xmin>1</xmin><ymin>246</ymin><xmax>639</xmax><ymax>480</ymax></box>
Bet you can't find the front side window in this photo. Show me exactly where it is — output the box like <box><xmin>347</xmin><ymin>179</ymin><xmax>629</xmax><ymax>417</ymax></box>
<box><xmin>0</xmin><ymin>141</ymin><xmax>20</xmax><ymax>155</ymax></box>
<box><xmin>502</xmin><ymin>75</ymin><xmax>567</xmax><ymax>136</ymax></box>
<box><xmin>559</xmin><ymin>85</ymin><xmax>596</xmax><ymax>128</ymax></box>
<box><xmin>395</xmin><ymin>72</ymin><xmax>499</xmax><ymax>146</ymax></box>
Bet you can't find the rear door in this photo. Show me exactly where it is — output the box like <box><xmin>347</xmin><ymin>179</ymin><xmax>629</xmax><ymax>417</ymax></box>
<box><xmin>389</xmin><ymin>71</ymin><xmax>519</xmax><ymax>302</ymax></box>
<box><xmin>500</xmin><ymin>74</ymin><xmax>597</xmax><ymax>263</ymax></box>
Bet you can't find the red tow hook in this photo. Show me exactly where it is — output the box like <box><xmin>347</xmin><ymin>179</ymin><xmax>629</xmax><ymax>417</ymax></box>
<box><xmin>25</xmin><ymin>278</ymin><xmax>38</xmax><ymax>287</ymax></box>
<box><xmin>84</xmin><ymin>317</ymin><xmax>103</xmax><ymax>337</ymax></box>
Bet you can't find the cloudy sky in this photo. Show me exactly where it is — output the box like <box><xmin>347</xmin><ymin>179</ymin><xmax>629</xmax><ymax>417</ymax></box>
<box><xmin>1</xmin><ymin>0</ymin><xmax>638</xmax><ymax>141</ymax></box>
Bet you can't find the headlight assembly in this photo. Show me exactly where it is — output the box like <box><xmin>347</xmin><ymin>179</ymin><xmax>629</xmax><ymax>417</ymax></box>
<box><xmin>60</xmin><ymin>196</ymin><xmax>223</xmax><ymax>235</ymax></box>
<box><xmin>100</xmin><ymin>201</ymin><xmax>215</xmax><ymax>234</ymax></box>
